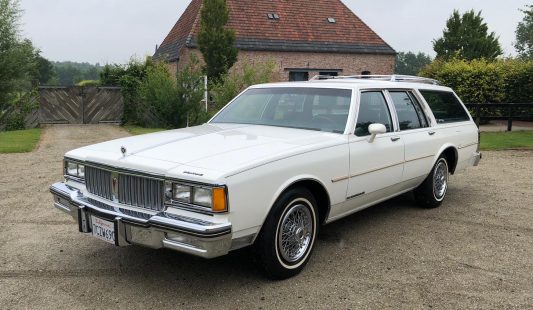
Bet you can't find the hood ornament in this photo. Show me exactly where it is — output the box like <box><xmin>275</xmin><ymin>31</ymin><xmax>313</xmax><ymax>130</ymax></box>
<box><xmin>121</xmin><ymin>146</ymin><xmax>127</xmax><ymax>156</ymax></box>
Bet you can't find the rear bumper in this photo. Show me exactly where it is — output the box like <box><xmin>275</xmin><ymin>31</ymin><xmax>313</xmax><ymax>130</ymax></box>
<box><xmin>50</xmin><ymin>182</ymin><xmax>232</xmax><ymax>258</ymax></box>
<box><xmin>472</xmin><ymin>152</ymin><xmax>482</xmax><ymax>166</ymax></box>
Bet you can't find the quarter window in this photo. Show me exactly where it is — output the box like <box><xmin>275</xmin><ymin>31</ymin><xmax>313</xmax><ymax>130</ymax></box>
<box><xmin>355</xmin><ymin>91</ymin><xmax>393</xmax><ymax>136</ymax></box>
<box><xmin>389</xmin><ymin>91</ymin><xmax>428</xmax><ymax>130</ymax></box>
<box><xmin>419</xmin><ymin>90</ymin><xmax>470</xmax><ymax>123</ymax></box>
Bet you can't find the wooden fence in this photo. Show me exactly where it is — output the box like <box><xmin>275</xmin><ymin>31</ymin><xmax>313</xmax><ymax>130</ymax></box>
<box><xmin>38</xmin><ymin>86</ymin><xmax>123</xmax><ymax>124</ymax></box>
<box><xmin>465</xmin><ymin>103</ymin><xmax>533</xmax><ymax>131</ymax></box>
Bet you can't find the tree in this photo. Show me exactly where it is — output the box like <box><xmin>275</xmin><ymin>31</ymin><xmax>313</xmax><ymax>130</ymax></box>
<box><xmin>515</xmin><ymin>5</ymin><xmax>533</xmax><ymax>59</ymax></box>
<box><xmin>433</xmin><ymin>10</ymin><xmax>502</xmax><ymax>60</ymax></box>
<box><xmin>395</xmin><ymin>52</ymin><xmax>432</xmax><ymax>75</ymax></box>
<box><xmin>197</xmin><ymin>0</ymin><xmax>238</xmax><ymax>82</ymax></box>
<box><xmin>33</xmin><ymin>55</ymin><xmax>56</xmax><ymax>85</ymax></box>
<box><xmin>0</xmin><ymin>0</ymin><xmax>37</xmax><ymax>109</ymax></box>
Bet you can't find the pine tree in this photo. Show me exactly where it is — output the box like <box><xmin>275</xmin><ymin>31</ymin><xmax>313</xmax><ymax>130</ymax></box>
<box><xmin>198</xmin><ymin>0</ymin><xmax>238</xmax><ymax>82</ymax></box>
<box><xmin>433</xmin><ymin>10</ymin><xmax>502</xmax><ymax>60</ymax></box>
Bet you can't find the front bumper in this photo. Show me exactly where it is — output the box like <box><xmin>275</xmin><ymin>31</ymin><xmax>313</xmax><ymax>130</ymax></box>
<box><xmin>50</xmin><ymin>182</ymin><xmax>232</xmax><ymax>258</ymax></box>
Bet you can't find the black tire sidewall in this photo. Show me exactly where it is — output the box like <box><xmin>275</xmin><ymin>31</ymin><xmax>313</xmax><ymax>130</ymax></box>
<box><xmin>255</xmin><ymin>187</ymin><xmax>318</xmax><ymax>279</ymax></box>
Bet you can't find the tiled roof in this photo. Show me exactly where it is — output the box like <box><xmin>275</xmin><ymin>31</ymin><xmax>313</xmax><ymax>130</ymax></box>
<box><xmin>154</xmin><ymin>0</ymin><xmax>395</xmax><ymax>61</ymax></box>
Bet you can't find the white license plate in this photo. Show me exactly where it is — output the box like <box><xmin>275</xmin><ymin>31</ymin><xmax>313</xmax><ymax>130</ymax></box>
<box><xmin>91</xmin><ymin>216</ymin><xmax>116</xmax><ymax>245</ymax></box>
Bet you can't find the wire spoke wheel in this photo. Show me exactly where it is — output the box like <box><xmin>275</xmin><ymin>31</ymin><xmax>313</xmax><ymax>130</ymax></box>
<box><xmin>277</xmin><ymin>203</ymin><xmax>313</xmax><ymax>263</ymax></box>
<box><xmin>433</xmin><ymin>159</ymin><xmax>448</xmax><ymax>200</ymax></box>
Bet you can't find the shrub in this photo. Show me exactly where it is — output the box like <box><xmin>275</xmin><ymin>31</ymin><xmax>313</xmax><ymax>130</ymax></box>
<box><xmin>138</xmin><ymin>56</ymin><xmax>206</xmax><ymax>128</ymax></box>
<box><xmin>420</xmin><ymin>58</ymin><xmax>533</xmax><ymax>103</ymax></box>
<box><xmin>210</xmin><ymin>60</ymin><xmax>278</xmax><ymax>110</ymax></box>
<box><xmin>76</xmin><ymin>80</ymin><xmax>99</xmax><ymax>87</ymax></box>
<box><xmin>0</xmin><ymin>90</ymin><xmax>38</xmax><ymax>131</ymax></box>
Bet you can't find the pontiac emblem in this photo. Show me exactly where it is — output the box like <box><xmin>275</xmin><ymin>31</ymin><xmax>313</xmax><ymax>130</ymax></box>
<box><xmin>121</xmin><ymin>146</ymin><xmax>127</xmax><ymax>155</ymax></box>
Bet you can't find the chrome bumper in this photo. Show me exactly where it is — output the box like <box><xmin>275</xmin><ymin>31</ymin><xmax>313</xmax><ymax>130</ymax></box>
<box><xmin>50</xmin><ymin>182</ymin><xmax>232</xmax><ymax>258</ymax></box>
<box><xmin>472</xmin><ymin>152</ymin><xmax>482</xmax><ymax>166</ymax></box>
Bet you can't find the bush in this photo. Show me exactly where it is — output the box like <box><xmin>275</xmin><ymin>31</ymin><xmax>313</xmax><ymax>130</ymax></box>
<box><xmin>76</xmin><ymin>80</ymin><xmax>99</xmax><ymax>87</ymax></box>
<box><xmin>420</xmin><ymin>58</ymin><xmax>533</xmax><ymax>103</ymax></box>
<box><xmin>0</xmin><ymin>90</ymin><xmax>38</xmax><ymax>131</ymax></box>
<box><xmin>210</xmin><ymin>60</ymin><xmax>278</xmax><ymax>110</ymax></box>
<box><xmin>138</xmin><ymin>56</ymin><xmax>206</xmax><ymax>128</ymax></box>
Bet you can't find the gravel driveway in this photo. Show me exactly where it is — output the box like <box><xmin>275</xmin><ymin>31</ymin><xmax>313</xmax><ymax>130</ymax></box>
<box><xmin>1</xmin><ymin>125</ymin><xmax>532</xmax><ymax>309</ymax></box>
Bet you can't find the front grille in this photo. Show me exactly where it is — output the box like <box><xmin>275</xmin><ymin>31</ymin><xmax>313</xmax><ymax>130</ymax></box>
<box><xmin>85</xmin><ymin>166</ymin><xmax>113</xmax><ymax>200</ymax></box>
<box><xmin>118</xmin><ymin>174</ymin><xmax>164</xmax><ymax>211</ymax></box>
<box><xmin>85</xmin><ymin>166</ymin><xmax>164</xmax><ymax>211</ymax></box>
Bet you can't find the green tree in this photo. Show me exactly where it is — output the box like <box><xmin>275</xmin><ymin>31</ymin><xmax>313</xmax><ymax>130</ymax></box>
<box><xmin>197</xmin><ymin>0</ymin><xmax>238</xmax><ymax>82</ymax></box>
<box><xmin>515</xmin><ymin>5</ymin><xmax>533</xmax><ymax>59</ymax></box>
<box><xmin>0</xmin><ymin>0</ymin><xmax>37</xmax><ymax>109</ymax></box>
<box><xmin>33</xmin><ymin>55</ymin><xmax>56</xmax><ymax>85</ymax></box>
<box><xmin>395</xmin><ymin>52</ymin><xmax>433</xmax><ymax>75</ymax></box>
<box><xmin>433</xmin><ymin>10</ymin><xmax>502</xmax><ymax>60</ymax></box>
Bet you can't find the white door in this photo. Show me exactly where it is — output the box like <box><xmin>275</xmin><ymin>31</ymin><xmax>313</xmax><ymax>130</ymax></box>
<box><xmin>347</xmin><ymin>91</ymin><xmax>404</xmax><ymax>200</ymax></box>
<box><xmin>387</xmin><ymin>90</ymin><xmax>440</xmax><ymax>181</ymax></box>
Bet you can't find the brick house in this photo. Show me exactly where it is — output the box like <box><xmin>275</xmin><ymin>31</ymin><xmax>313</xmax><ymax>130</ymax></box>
<box><xmin>153</xmin><ymin>0</ymin><xmax>396</xmax><ymax>81</ymax></box>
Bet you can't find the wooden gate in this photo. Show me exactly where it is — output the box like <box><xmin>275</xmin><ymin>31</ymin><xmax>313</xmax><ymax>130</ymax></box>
<box><xmin>38</xmin><ymin>86</ymin><xmax>123</xmax><ymax>124</ymax></box>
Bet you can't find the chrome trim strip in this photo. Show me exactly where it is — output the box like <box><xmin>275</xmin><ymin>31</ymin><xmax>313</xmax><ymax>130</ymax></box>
<box><xmin>162</xmin><ymin>239</ymin><xmax>207</xmax><ymax>255</ymax></box>
<box><xmin>405</xmin><ymin>154</ymin><xmax>434</xmax><ymax>163</ymax></box>
<box><xmin>458</xmin><ymin>142</ymin><xmax>478</xmax><ymax>149</ymax></box>
<box><xmin>350</xmin><ymin>161</ymin><xmax>404</xmax><ymax>178</ymax></box>
<box><xmin>331</xmin><ymin>176</ymin><xmax>350</xmax><ymax>183</ymax></box>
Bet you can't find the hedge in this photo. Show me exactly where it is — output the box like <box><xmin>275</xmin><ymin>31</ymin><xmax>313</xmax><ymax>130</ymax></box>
<box><xmin>419</xmin><ymin>58</ymin><xmax>533</xmax><ymax>103</ymax></box>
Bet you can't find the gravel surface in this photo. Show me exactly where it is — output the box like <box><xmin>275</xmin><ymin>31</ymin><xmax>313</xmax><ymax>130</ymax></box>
<box><xmin>1</xmin><ymin>125</ymin><xmax>532</xmax><ymax>309</ymax></box>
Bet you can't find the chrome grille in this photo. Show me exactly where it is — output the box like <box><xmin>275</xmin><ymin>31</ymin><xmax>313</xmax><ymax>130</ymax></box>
<box><xmin>118</xmin><ymin>174</ymin><xmax>164</xmax><ymax>211</ymax></box>
<box><xmin>85</xmin><ymin>166</ymin><xmax>164</xmax><ymax>211</ymax></box>
<box><xmin>85</xmin><ymin>166</ymin><xmax>113</xmax><ymax>200</ymax></box>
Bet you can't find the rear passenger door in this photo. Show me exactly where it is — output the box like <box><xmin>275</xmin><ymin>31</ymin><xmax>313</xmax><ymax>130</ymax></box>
<box><xmin>387</xmin><ymin>90</ymin><xmax>439</xmax><ymax>181</ymax></box>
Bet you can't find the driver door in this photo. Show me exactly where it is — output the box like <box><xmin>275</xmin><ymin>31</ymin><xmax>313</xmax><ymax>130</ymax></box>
<box><xmin>346</xmin><ymin>90</ymin><xmax>404</xmax><ymax>204</ymax></box>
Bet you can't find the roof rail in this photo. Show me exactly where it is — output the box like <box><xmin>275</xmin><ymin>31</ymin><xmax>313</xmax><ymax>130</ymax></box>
<box><xmin>310</xmin><ymin>74</ymin><xmax>440</xmax><ymax>85</ymax></box>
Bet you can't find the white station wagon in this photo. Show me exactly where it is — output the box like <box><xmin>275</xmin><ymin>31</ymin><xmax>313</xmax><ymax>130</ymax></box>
<box><xmin>50</xmin><ymin>75</ymin><xmax>481</xmax><ymax>279</ymax></box>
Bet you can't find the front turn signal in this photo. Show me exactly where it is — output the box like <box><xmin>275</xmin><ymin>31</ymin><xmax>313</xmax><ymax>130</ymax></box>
<box><xmin>212</xmin><ymin>187</ymin><xmax>227</xmax><ymax>213</ymax></box>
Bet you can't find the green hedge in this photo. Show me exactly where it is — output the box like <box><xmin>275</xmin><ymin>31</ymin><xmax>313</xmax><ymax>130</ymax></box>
<box><xmin>420</xmin><ymin>58</ymin><xmax>533</xmax><ymax>103</ymax></box>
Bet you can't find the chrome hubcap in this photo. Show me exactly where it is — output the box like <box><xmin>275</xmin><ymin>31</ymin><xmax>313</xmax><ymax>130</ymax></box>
<box><xmin>278</xmin><ymin>204</ymin><xmax>313</xmax><ymax>263</ymax></box>
<box><xmin>433</xmin><ymin>160</ymin><xmax>448</xmax><ymax>200</ymax></box>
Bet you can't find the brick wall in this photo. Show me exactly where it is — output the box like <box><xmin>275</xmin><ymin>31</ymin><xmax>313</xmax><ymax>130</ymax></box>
<box><xmin>167</xmin><ymin>48</ymin><xmax>395</xmax><ymax>80</ymax></box>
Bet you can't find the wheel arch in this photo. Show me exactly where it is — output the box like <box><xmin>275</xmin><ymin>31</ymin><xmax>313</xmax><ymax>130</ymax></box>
<box><xmin>435</xmin><ymin>144</ymin><xmax>459</xmax><ymax>174</ymax></box>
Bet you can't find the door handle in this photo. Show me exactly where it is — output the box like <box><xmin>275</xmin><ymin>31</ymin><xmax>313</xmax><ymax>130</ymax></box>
<box><xmin>391</xmin><ymin>136</ymin><xmax>400</xmax><ymax>142</ymax></box>
<box><xmin>428</xmin><ymin>131</ymin><xmax>436</xmax><ymax>136</ymax></box>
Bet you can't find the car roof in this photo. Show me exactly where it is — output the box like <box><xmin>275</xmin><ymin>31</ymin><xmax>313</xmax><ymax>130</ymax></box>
<box><xmin>250</xmin><ymin>78</ymin><xmax>454</xmax><ymax>93</ymax></box>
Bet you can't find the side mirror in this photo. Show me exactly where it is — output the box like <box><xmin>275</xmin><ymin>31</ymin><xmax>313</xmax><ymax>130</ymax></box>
<box><xmin>368</xmin><ymin>123</ymin><xmax>387</xmax><ymax>143</ymax></box>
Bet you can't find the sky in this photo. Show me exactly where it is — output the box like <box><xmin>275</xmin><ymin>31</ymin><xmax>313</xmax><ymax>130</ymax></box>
<box><xmin>19</xmin><ymin>0</ymin><xmax>531</xmax><ymax>64</ymax></box>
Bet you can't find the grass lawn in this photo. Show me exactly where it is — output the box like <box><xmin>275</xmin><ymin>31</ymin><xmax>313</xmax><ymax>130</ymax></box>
<box><xmin>480</xmin><ymin>131</ymin><xmax>533</xmax><ymax>151</ymax></box>
<box><xmin>123</xmin><ymin>125</ymin><xmax>166</xmax><ymax>136</ymax></box>
<box><xmin>0</xmin><ymin>128</ymin><xmax>41</xmax><ymax>153</ymax></box>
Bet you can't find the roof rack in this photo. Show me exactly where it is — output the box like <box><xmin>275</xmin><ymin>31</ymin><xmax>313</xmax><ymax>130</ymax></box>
<box><xmin>310</xmin><ymin>74</ymin><xmax>440</xmax><ymax>85</ymax></box>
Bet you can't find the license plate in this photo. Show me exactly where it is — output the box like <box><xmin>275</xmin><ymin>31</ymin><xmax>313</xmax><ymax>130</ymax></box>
<box><xmin>91</xmin><ymin>216</ymin><xmax>116</xmax><ymax>245</ymax></box>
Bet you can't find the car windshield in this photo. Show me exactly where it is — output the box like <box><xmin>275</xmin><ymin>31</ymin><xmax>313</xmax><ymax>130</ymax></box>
<box><xmin>210</xmin><ymin>87</ymin><xmax>352</xmax><ymax>134</ymax></box>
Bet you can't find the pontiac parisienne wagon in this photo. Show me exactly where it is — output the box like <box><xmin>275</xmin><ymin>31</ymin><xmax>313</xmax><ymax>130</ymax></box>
<box><xmin>50</xmin><ymin>75</ymin><xmax>481</xmax><ymax>279</ymax></box>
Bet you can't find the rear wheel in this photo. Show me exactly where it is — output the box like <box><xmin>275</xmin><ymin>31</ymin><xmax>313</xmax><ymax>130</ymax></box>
<box><xmin>253</xmin><ymin>187</ymin><xmax>318</xmax><ymax>279</ymax></box>
<box><xmin>414</xmin><ymin>156</ymin><xmax>449</xmax><ymax>208</ymax></box>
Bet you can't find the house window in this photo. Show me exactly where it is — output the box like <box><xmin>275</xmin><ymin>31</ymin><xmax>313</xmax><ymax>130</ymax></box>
<box><xmin>319</xmin><ymin>71</ymin><xmax>338</xmax><ymax>77</ymax></box>
<box><xmin>289</xmin><ymin>71</ymin><xmax>309</xmax><ymax>82</ymax></box>
<box><xmin>267</xmin><ymin>13</ymin><xmax>280</xmax><ymax>20</ymax></box>
<box><xmin>327</xmin><ymin>17</ymin><xmax>336</xmax><ymax>23</ymax></box>
<box><xmin>361</xmin><ymin>71</ymin><xmax>371</xmax><ymax>75</ymax></box>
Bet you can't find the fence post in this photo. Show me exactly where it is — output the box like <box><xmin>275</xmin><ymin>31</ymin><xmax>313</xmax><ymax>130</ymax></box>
<box><xmin>475</xmin><ymin>104</ymin><xmax>481</xmax><ymax>128</ymax></box>
<box><xmin>507</xmin><ymin>104</ymin><xmax>513</xmax><ymax>132</ymax></box>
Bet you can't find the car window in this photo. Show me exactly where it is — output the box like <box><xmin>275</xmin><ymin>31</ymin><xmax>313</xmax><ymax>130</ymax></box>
<box><xmin>389</xmin><ymin>91</ymin><xmax>428</xmax><ymax>130</ymax></box>
<box><xmin>211</xmin><ymin>87</ymin><xmax>352</xmax><ymax>133</ymax></box>
<box><xmin>419</xmin><ymin>90</ymin><xmax>470</xmax><ymax>124</ymax></box>
<box><xmin>355</xmin><ymin>91</ymin><xmax>393</xmax><ymax>137</ymax></box>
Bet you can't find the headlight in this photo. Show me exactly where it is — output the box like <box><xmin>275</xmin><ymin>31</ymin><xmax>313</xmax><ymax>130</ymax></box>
<box><xmin>64</xmin><ymin>159</ymin><xmax>85</xmax><ymax>179</ymax></box>
<box><xmin>165</xmin><ymin>181</ymin><xmax>227</xmax><ymax>213</ymax></box>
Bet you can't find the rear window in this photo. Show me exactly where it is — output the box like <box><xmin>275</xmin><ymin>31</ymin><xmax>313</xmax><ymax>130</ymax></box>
<box><xmin>419</xmin><ymin>90</ymin><xmax>470</xmax><ymax>124</ymax></box>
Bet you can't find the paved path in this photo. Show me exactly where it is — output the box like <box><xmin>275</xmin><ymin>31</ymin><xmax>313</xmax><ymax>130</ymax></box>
<box><xmin>1</xmin><ymin>125</ymin><xmax>532</xmax><ymax>309</ymax></box>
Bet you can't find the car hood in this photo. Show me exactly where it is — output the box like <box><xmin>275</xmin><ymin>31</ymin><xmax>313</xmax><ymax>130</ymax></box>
<box><xmin>66</xmin><ymin>123</ymin><xmax>345</xmax><ymax>181</ymax></box>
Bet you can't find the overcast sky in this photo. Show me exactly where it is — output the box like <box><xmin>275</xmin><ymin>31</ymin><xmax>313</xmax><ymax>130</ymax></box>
<box><xmin>19</xmin><ymin>0</ymin><xmax>530</xmax><ymax>64</ymax></box>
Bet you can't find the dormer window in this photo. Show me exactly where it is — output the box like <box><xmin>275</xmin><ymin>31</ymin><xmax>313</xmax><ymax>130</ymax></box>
<box><xmin>267</xmin><ymin>13</ymin><xmax>280</xmax><ymax>20</ymax></box>
<box><xmin>327</xmin><ymin>17</ymin><xmax>336</xmax><ymax>23</ymax></box>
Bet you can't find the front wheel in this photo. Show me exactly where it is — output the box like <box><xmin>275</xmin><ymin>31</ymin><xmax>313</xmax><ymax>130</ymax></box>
<box><xmin>253</xmin><ymin>187</ymin><xmax>318</xmax><ymax>279</ymax></box>
<box><xmin>414</xmin><ymin>156</ymin><xmax>449</xmax><ymax>208</ymax></box>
